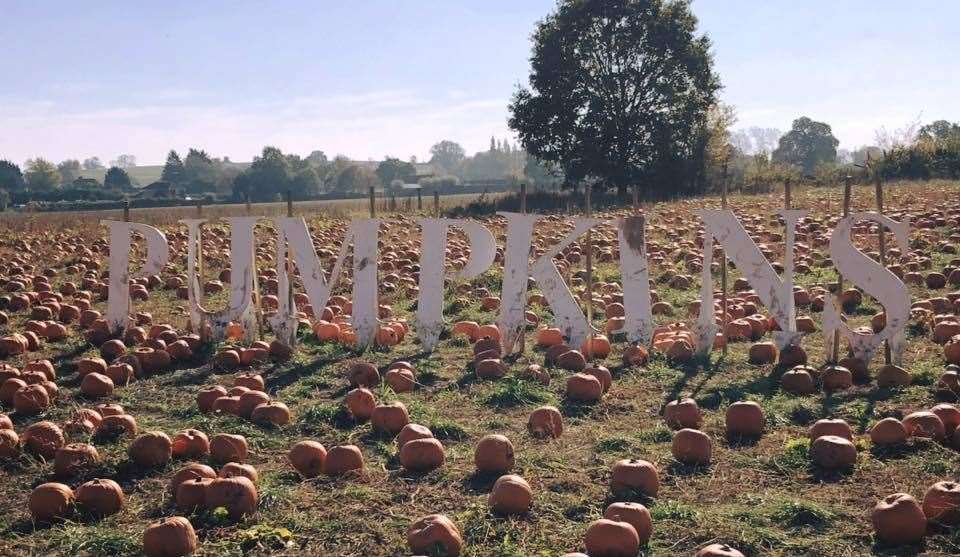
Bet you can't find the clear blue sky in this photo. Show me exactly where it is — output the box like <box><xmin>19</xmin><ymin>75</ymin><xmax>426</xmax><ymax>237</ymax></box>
<box><xmin>1</xmin><ymin>0</ymin><xmax>958</xmax><ymax>165</ymax></box>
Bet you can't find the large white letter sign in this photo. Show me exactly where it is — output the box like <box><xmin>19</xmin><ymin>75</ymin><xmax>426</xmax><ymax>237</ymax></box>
<box><xmin>617</xmin><ymin>216</ymin><xmax>654</xmax><ymax>345</ymax></box>
<box><xmin>102</xmin><ymin>220</ymin><xmax>169</xmax><ymax>333</ymax></box>
<box><xmin>497</xmin><ymin>212</ymin><xmax>601</xmax><ymax>352</ymax></box>
<box><xmin>181</xmin><ymin>217</ymin><xmax>258</xmax><ymax>341</ymax></box>
<box><xmin>416</xmin><ymin>218</ymin><xmax>497</xmax><ymax>350</ymax></box>
<box><xmin>823</xmin><ymin>212</ymin><xmax>910</xmax><ymax>364</ymax></box>
<box><xmin>270</xmin><ymin>217</ymin><xmax>381</xmax><ymax>347</ymax></box>
<box><xmin>696</xmin><ymin>209</ymin><xmax>807</xmax><ymax>351</ymax></box>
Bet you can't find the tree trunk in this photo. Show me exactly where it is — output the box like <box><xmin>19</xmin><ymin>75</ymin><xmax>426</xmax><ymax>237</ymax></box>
<box><xmin>616</xmin><ymin>183</ymin><xmax>627</xmax><ymax>197</ymax></box>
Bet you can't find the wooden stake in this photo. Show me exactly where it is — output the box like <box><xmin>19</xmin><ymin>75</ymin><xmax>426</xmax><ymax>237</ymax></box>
<box><xmin>832</xmin><ymin>177</ymin><xmax>853</xmax><ymax>362</ymax></box>
<box><xmin>245</xmin><ymin>194</ymin><xmax>251</xmax><ymax>215</ymax></box>
<box><xmin>417</xmin><ymin>188</ymin><xmax>422</xmax><ymax>211</ymax></box>
<box><xmin>433</xmin><ymin>191</ymin><xmax>440</xmax><ymax>217</ymax></box>
<box><xmin>196</xmin><ymin>200</ymin><xmax>203</xmax><ymax>218</ymax></box>
<box><xmin>519</xmin><ymin>182</ymin><xmax>528</xmax><ymax>355</ymax></box>
<box><xmin>584</xmin><ymin>182</ymin><xmax>594</xmax><ymax>362</ymax></box>
<box><xmin>632</xmin><ymin>183</ymin><xmax>639</xmax><ymax>211</ymax></box>
<box><xmin>520</xmin><ymin>182</ymin><xmax>527</xmax><ymax>214</ymax></box>
<box><xmin>368</xmin><ymin>187</ymin><xmax>376</xmax><ymax>218</ymax></box>
<box><xmin>875</xmin><ymin>172</ymin><xmax>892</xmax><ymax>365</ymax></box>
<box><xmin>720</xmin><ymin>176</ymin><xmax>728</xmax><ymax>356</ymax></box>
<box><xmin>122</xmin><ymin>199</ymin><xmax>130</xmax><ymax>222</ymax></box>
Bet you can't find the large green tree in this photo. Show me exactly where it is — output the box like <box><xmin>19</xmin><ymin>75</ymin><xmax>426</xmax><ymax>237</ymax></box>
<box><xmin>57</xmin><ymin>160</ymin><xmax>81</xmax><ymax>186</ymax></box>
<box><xmin>25</xmin><ymin>158</ymin><xmax>61</xmax><ymax>192</ymax></box>
<box><xmin>232</xmin><ymin>146</ymin><xmax>291</xmax><ymax>201</ymax></box>
<box><xmin>104</xmin><ymin>166</ymin><xmax>132</xmax><ymax>190</ymax></box>
<box><xmin>161</xmin><ymin>150</ymin><xmax>186</xmax><ymax>185</ymax></box>
<box><xmin>509</xmin><ymin>0</ymin><xmax>720</xmax><ymax>194</ymax></box>
<box><xmin>0</xmin><ymin>160</ymin><xmax>25</xmax><ymax>192</ymax></box>
<box><xmin>772</xmin><ymin>117</ymin><xmax>839</xmax><ymax>174</ymax></box>
<box><xmin>429</xmin><ymin>140</ymin><xmax>466</xmax><ymax>174</ymax></box>
<box><xmin>375</xmin><ymin>157</ymin><xmax>416</xmax><ymax>187</ymax></box>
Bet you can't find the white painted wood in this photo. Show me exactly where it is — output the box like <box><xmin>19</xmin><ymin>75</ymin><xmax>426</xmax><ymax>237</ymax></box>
<box><xmin>102</xmin><ymin>220</ymin><xmax>169</xmax><ymax>333</ymax></box>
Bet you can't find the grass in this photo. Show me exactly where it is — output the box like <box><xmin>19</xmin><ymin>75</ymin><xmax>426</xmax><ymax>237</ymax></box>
<box><xmin>1</xmin><ymin>182</ymin><xmax>960</xmax><ymax>555</ymax></box>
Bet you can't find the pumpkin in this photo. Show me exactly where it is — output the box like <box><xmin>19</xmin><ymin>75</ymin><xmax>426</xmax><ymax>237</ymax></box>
<box><xmin>695</xmin><ymin>544</ymin><xmax>746</xmax><ymax>557</ymax></box>
<box><xmin>748</xmin><ymin>341</ymin><xmax>778</xmax><ymax>364</ymax></box>
<box><xmin>536</xmin><ymin>327</ymin><xmax>564</xmax><ymax>347</ymax></box>
<box><xmin>527</xmin><ymin>406</ymin><xmax>564</xmax><ymax>438</ymax></box>
<box><xmin>584</xmin><ymin>518</ymin><xmax>640</xmax><ymax>557</ymax></box>
<box><xmin>212</xmin><ymin>396</ymin><xmax>242</xmax><ymax>415</ymax></box>
<box><xmin>808</xmin><ymin>419</ymin><xmax>853</xmax><ymax>441</ymax></box>
<box><xmin>129</xmin><ymin>431</ymin><xmax>173</xmax><ymax>467</ymax></box>
<box><xmin>29</xmin><ymin>482</ymin><xmax>74</xmax><ymax>522</ymax></box>
<box><xmin>452</xmin><ymin>320</ymin><xmax>481</xmax><ymax>341</ymax></box>
<box><xmin>142</xmin><ymin>516</ymin><xmax>198</xmax><ymax>557</ymax></box>
<box><xmin>13</xmin><ymin>383</ymin><xmax>50</xmax><ymax>414</ymax></box>
<box><xmin>870</xmin><ymin>418</ymin><xmax>908</xmax><ymax>446</ymax></box>
<box><xmin>234</xmin><ymin>372</ymin><xmax>265</xmax><ymax>391</ymax></box>
<box><xmin>237</xmin><ymin>390</ymin><xmax>271</xmax><ymax>418</ymax></box>
<box><xmin>175</xmin><ymin>477</ymin><xmax>213</xmax><ymax>511</ymax></box>
<box><xmin>76</xmin><ymin>478</ymin><xmax>124</xmax><ymax>517</ymax></box>
<box><xmin>100</xmin><ymin>339</ymin><xmax>126</xmax><ymax>361</ymax></box>
<box><xmin>604</xmin><ymin>502</ymin><xmax>652</xmax><ymax>544</ymax></box>
<box><xmin>407</xmin><ymin>514</ymin><xmax>463</xmax><ymax>557</ymax></box>
<box><xmin>345</xmin><ymin>387</ymin><xmax>377</xmax><ymax>420</ymax></box>
<box><xmin>172</xmin><ymin>429</ymin><xmax>210</xmax><ymax>459</ymax></box>
<box><xmin>205</xmin><ymin>476</ymin><xmax>258</xmax><ymax>519</ymax></box>
<box><xmin>821</xmin><ymin>365</ymin><xmax>853</xmax><ymax>391</ymax></box>
<box><xmin>872</xmin><ymin>493</ymin><xmax>927</xmax><ymax>545</ymax></box>
<box><xmin>489</xmin><ymin>474</ymin><xmax>532</xmax><ymax>515</ymax></box>
<box><xmin>475</xmin><ymin>358</ymin><xmax>508</xmax><ymax>379</ymax></box>
<box><xmin>95</xmin><ymin>403</ymin><xmax>125</xmax><ymax>416</ymax></box>
<box><xmin>810</xmin><ymin>435</ymin><xmax>857</xmax><ymax>469</ymax></box>
<box><xmin>197</xmin><ymin>386</ymin><xmax>227</xmax><ymax>413</ymax></box>
<box><xmin>622</xmin><ymin>344</ymin><xmax>649</xmax><ymax>367</ymax></box>
<box><xmin>22</xmin><ymin>420</ymin><xmax>65</xmax><ymax>459</ymax></box>
<box><xmin>169</xmin><ymin>463</ymin><xmax>217</xmax><ymax>495</ymax></box>
<box><xmin>0</xmin><ymin>377</ymin><xmax>27</xmax><ymax>406</ymax></box>
<box><xmin>213</xmin><ymin>349</ymin><xmax>241</xmax><ymax>370</ymax></box>
<box><xmin>219</xmin><ymin>462</ymin><xmax>259</xmax><ymax>483</ymax></box>
<box><xmin>323</xmin><ymin>444</ymin><xmax>365</xmax><ymax>476</ymax></box>
<box><xmin>80</xmin><ymin>372</ymin><xmax>114</xmax><ymax>398</ymax></box>
<box><xmin>53</xmin><ymin>443</ymin><xmax>100</xmax><ymax>477</ymax></box>
<box><xmin>839</xmin><ymin>357</ymin><xmax>869</xmax><ymax>382</ymax></box>
<box><xmin>347</xmin><ymin>362</ymin><xmax>380</xmax><ymax>387</ymax></box>
<box><xmin>97</xmin><ymin>414</ymin><xmax>138</xmax><ymax>438</ymax></box>
<box><xmin>399</xmin><ymin>438</ymin><xmax>445</xmax><ymax>473</ymax></box>
<box><xmin>610</xmin><ymin>458</ymin><xmax>659</xmax><ymax>498</ymax></box>
<box><xmin>781</xmin><ymin>366</ymin><xmax>816</xmax><ymax>395</ymax></box>
<box><xmin>922</xmin><ymin>481</ymin><xmax>960</xmax><ymax>525</ymax></box>
<box><xmin>371</xmin><ymin>401</ymin><xmax>409</xmax><ymax>434</ymax></box>
<box><xmin>24</xmin><ymin>359</ymin><xmax>55</xmax><ymax>380</ymax></box>
<box><xmin>902</xmin><ymin>411</ymin><xmax>945</xmax><ymax>440</ymax></box>
<box><xmin>930</xmin><ymin>403</ymin><xmax>960</xmax><ymax>435</ymax></box>
<box><xmin>397</xmin><ymin>424</ymin><xmax>434</xmax><ymax>448</ymax></box>
<box><xmin>557</xmin><ymin>349</ymin><xmax>588</xmax><ymax>372</ymax></box>
<box><xmin>474</xmin><ymin>434</ymin><xmax>515</xmax><ymax>474</ymax></box>
<box><xmin>0</xmin><ymin>412</ymin><xmax>12</xmax><ymax>429</ymax></box>
<box><xmin>384</xmin><ymin>368</ymin><xmax>416</xmax><ymax>392</ymax></box>
<box><xmin>289</xmin><ymin>440</ymin><xmax>327</xmax><ymax>478</ymax></box>
<box><xmin>581</xmin><ymin>334</ymin><xmax>611</xmax><ymax>358</ymax></box>
<box><xmin>105</xmin><ymin>363</ymin><xmax>135</xmax><ymax>386</ymax></box>
<box><xmin>584</xmin><ymin>365</ymin><xmax>613</xmax><ymax>393</ymax></box>
<box><xmin>725</xmin><ymin>401</ymin><xmax>765</xmax><ymax>437</ymax></box>
<box><xmin>210</xmin><ymin>433</ymin><xmax>248</xmax><ymax>464</ymax></box>
<box><xmin>566</xmin><ymin>373</ymin><xmax>603</xmax><ymax>402</ymax></box>
<box><xmin>672</xmin><ymin>428</ymin><xmax>712</xmax><ymax>465</ymax></box>
<box><xmin>251</xmin><ymin>401</ymin><xmax>291</xmax><ymax>426</ymax></box>
<box><xmin>520</xmin><ymin>363</ymin><xmax>551</xmax><ymax>386</ymax></box>
<box><xmin>0</xmin><ymin>429</ymin><xmax>19</xmax><ymax>458</ymax></box>
<box><xmin>664</xmin><ymin>398</ymin><xmax>702</xmax><ymax>429</ymax></box>
<box><xmin>77</xmin><ymin>357</ymin><xmax>108</xmax><ymax>377</ymax></box>
<box><xmin>876</xmin><ymin>364</ymin><xmax>912</xmax><ymax>388</ymax></box>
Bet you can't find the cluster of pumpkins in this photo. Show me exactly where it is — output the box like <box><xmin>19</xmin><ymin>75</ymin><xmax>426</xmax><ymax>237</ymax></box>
<box><xmin>196</xmin><ymin>372</ymin><xmax>291</xmax><ymax>426</ymax></box>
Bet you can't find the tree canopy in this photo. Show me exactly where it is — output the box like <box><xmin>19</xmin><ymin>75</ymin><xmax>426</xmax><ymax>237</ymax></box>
<box><xmin>25</xmin><ymin>158</ymin><xmax>61</xmax><ymax>192</ymax></box>
<box><xmin>104</xmin><ymin>166</ymin><xmax>132</xmax><ymax>190</ymax></box>
<box><xmin>375</xmin><ymin>157</ymin><xmax>416</xmax><ymax>187</ymax></box>
<box><xmin>772</xmin><ymin>117</ymin><xmax>839</xmax><ymax>174</ymax></box>
<box><xmin>509</xmin><ymin>0</ymin><xmax>720</xmax><ymax>194</ymax></box>
<box><xmin>0</xmin><ymin>160</ymin><xmax>25</xmax><ymax>192</ymax></box>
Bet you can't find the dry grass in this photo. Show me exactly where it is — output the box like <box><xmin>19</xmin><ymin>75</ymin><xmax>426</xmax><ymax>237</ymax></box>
<box><xmin>0</xmin><ymin>182</ymin><xmax>959</xmax><ymax>556</ymax></box>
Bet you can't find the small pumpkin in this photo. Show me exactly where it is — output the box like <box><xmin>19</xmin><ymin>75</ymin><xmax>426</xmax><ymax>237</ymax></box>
<box><xmin>237</xmin><ymin>390</ymin><xmax>271</xmax><ymax>418</ymax></box>
<box><xmin>808</xmin><ymin>418</ymin><xmax>853</xmax><ymax>441</ymax></box>
<box><xmin>205</xmin><ymin>476</ymin><xmax>258</xmax><ymax>519</ymax></box>
<box><xmin>171</xmin><ymin>429</ymin><xmax>210</xmax><ymax>459</ymax></box>
<box><xmin>345</xmin><ymin>387</ymin><xmax>377</xmax><ymax>420</ymax></box>
<box><xmin>821</xmin><ymin>365</ymin><xmax>853</xmax><ymax>391</ymax></box>
<box><xmin>347</xmin><ymin>362</ymin><xmax>380</xmax><ymax>387</ymax></box>
<box><xmin>97</xmin><ymin>414</ymin><xmax>138</xmax><ymax>438</ymax></box>
<box><xmin>725</xmin><ymin>401</ymin><xmax>765</xmax><ymax>437</ymax></box>
<box><xmin>399</xmin><ymin>438</ymin><xmax>445</xmax><ymax>473</ymax></box>
<box><xmin>169</xmin><ymin>463</ymin><xmax>217</xmax><ymax>495</ymax></box>
<box><xmin>371</xmin><ymin>401</ymin><xmax>410</xmax><ymax>434</ymax></box>
<box><xmin>474</xmin><ymin>434</ymin><xmax>515</xmax><ymax>474</ymax></box>
<box><xmin>610</xmin><ymin>458</ymin><xmax>659</xmax><ymax>498</ymax></box>
<box><xmin>251</xmin><ymin>401</ymin><xmax>291</xmax><ymax>426</ymax></box>
<box><xmin>197</xmin><ymin>385</ymin><xmax>228</xmax><ymax>412</ymax></box>
<box><xmin>781</xmin><ymin>367</ymin><xmax>816</xmax><ymax>395</ymax></box>
<box><xmin>566</xmin><ymin>373</ymin><xmax>603</xmax><ymax>402</ymax></box>
<box><xmin>664</xmin><ymin>397</ymin><xmax>702</xmax><ymax>429</ymax></box>
<box><xmin>76</xmin><ymin>478</ymin><xmax>124</xmax><ymax>517</ymax></box>
<box><xmin>142</xmin><ymin>516</ymin><xmax>198</xmax><ymax>557</ymax></box>
<box><xmin>219</xmin><ymin>462</ymin><xmax>259</xmax><ymax>483</ymax></box>
<box><xmin>175</xmin><ymin>477</ymin><xmax>213</xmax><ymax>511</ymax></box>
<box><xmin>407</xmin><ymin>514</ymin><xmax>463</xmax><ymax>557</ymax></box>
<box><xmin>870</xmin><ymin>418</ymin><xmax>908</xmax><ymax>446</ymax></box>
<box><xmin>288</xmin><ymin>440</ymin><xmax>327</xmax><ymax>478</ymax></box>
<box><xmin>922</xmin><ymin>481</ymin><xmax>960</xmax><ymax>525</ymax></box>
<box><xmin>872</xmin><ymin>493</ymin><xmax>927</xmax><ymax>545</ymax></box>
<box><xmin>0</xmin><ymin>429</ymin><xmax>19</xmax><ymax>458</ymax></box>
<box><xmin>397</xmin><ymin>424</ymin><xmax>434</xmax><ymax>448</ymax></box>
<box><xmin>53</xmin><ymin>443</ymin><xmax>100</xmax><ymax>477</ymax></box>
<box><xmin>22</xmin><ymin>420</ymin><xmax>65</xmax><ymax>459</ymax></box>
<box><xmin>13</xmin><ymin>383</ymin><xmax>51</xmax><ymax>414</ymax></box>
<box><xmin>384</xmin><ymin>367</ymin><xmax>416</xmax><ymax>392</ymax></box>
<box><xmin>210</xmin><ymin>433</ymin><xmax>249</xmax><ymax>464</ymax></box>
<box><xmin>671</xmin><ymin>428</ymin><xmax>712</xmax><ymax>465</ymax></box>
<box><xmin>902</xmin><ymin>411</ymin><xmax>946</xmax><ymax>440</ymax></box>
<box><xmin>489</xmin><ymin>474</ymin><xmax>533</xmax><ymax>515</ymax></box>
<box><xmin>323</xmin><ymin>444</ymin><xmax>365</xmax><ymax>476</ymax></box>
<box><xmin>603</xmin><ymin>502</ymin><xmax>652</xmax><ymax>545</ymax></box>
<box><xmin>527</xmin><ymin>406</ymin><xmax>563</xmax><ymax>439</ymax></box>
<box><xmin>80</xmin><ymin>372</ymin><xmax>114</xmax><ymax>398</ymax></box>
<box><xmin>584</xmin><ymin>518</ymin><xmax>640</xmax><ymax>557</ymax></box>
<box><xmin>29</xmin><ymin>482</ymin><xmax>74</xmax><ymax>522</ymax></box>
<box><xmin>129</xmin><ymin>431</ymin><xmax>173</xmax><ymax>468</ymax></box>
<box><xmin>695</xmin><ymin>544</ymin><xmax>746</xmax><ymax>557</ymax></box>
<box><xmin>810</xmin><ymin>435</ymin><xmax>857</xmax><ymax>469</ymax></box>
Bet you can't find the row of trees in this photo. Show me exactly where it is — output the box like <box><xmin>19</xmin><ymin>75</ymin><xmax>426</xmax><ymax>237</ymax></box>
<box><xmin>0</xmin><ymin>159</ymin><xmax>133</xmax><ymax>194</ymax></box>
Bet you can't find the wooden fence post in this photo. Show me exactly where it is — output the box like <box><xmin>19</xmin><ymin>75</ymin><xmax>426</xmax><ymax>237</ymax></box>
<box><xmin>832</xmin><ymin>176</ymin><xmax>853</xmax><ymax>362</ymax></box>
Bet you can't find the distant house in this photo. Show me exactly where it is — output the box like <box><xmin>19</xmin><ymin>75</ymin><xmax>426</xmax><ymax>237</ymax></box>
<box><xmin>137</xmin><ymin>181</ymin><xmax>182</xmax><ymax>199</ymax></box>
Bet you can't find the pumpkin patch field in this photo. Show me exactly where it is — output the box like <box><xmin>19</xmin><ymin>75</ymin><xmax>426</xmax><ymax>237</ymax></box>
<box><xmin>2</xmin><ymin>182</ymin><xmax>960</xmax><ymax>556</ymax></box>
